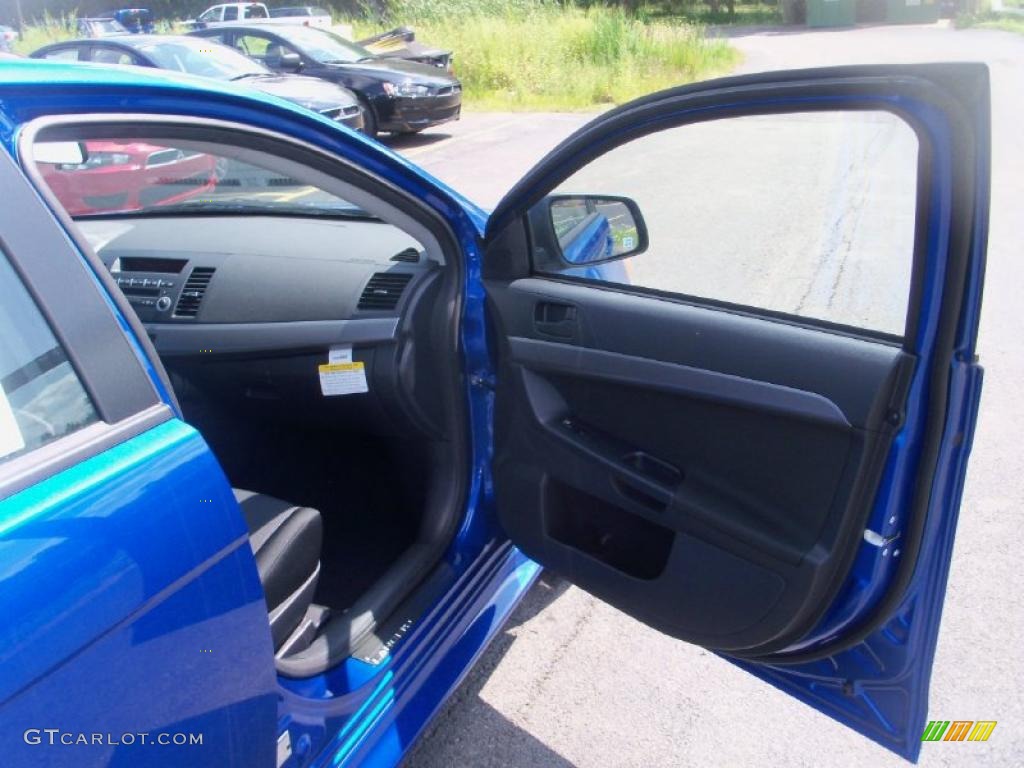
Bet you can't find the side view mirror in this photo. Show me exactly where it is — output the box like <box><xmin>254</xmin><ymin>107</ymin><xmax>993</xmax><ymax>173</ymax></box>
<box><xmin>277</xmin><ymin>52</ymin><xmax>303</xmax><ymax>72</ymax></box>
<box><xmin>546</xmin><ymin>194</ymin><xmax>648</xmax><ymax>266</ymax></box>
<box><xmin>32</xmin><ymin>141</ymin><xmax>88</xmax><ymax>166</ymax></box>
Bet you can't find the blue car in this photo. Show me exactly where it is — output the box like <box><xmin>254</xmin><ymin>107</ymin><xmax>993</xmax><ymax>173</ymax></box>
<box><xmin>0</xmin><ymin>58</ymin><xmax>989</xmax><ymax>767</ymax></box>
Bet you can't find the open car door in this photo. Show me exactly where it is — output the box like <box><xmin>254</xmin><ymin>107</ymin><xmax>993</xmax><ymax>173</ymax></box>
<box><xmin>483</xmin><ymin>64</ymin><xmax>989</xmax><ymax>761</ymax></box>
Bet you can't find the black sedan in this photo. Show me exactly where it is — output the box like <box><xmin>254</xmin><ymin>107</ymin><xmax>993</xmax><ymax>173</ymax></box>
<box><xmin>30</xmin><ymin>35</ymin><xmax>364</xmax><ymax>132</ymax></box>
<box><xmin>189</xmin><ymin>24</ymin><xmax>461</xmax><ymax>137</ymax></box>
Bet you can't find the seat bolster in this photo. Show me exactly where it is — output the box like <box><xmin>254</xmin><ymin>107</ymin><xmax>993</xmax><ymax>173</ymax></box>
<box><xmin>253</xmin><ymin>505</ymin><xmax>322</xmax><ymax>608</ymax></box>
<box><xmin>233</xmin><ymin>487</ymin><xmax>323</xmax><ymax>616</ymax></box>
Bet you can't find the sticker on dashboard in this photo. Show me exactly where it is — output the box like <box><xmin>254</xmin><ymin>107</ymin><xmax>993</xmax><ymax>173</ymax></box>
<box><xmin>318</xmin><ymin>361</ymin><xmax>368</xmax><ymax>396</ymax></box>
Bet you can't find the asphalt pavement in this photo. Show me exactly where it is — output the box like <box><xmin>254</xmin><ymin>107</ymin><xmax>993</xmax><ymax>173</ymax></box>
<box><xmin>393</xmin><ymin>21</ymin><xmax>1024</xmax><ymax>768</ymax></box>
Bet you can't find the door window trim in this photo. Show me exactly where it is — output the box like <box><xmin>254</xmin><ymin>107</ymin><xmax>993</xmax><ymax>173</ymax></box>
<box><xmin>484</xmin><ymin>77</ymin><xmax>978</xmax><ymax>350</ymax></box>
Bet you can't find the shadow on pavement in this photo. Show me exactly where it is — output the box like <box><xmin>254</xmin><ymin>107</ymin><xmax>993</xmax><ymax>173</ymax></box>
<box><xmin>382</xmin><ymin>131</ymin><xmax>453</xmax><ymax>152</ymax></box>
<box><xmin>401</xmin><ymin>575</ymin><xmax>576</xmax><ymax>768</ymax></box>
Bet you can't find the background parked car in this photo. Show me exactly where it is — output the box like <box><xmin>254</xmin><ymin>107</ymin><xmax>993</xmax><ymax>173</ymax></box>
<box><xmin>76</xmin><ymin>18</ymin><xmax>129</xmax><ymax>38</ymax></box>
<box><xmin>31</xmin><ymin>35</ymin><xmax>364</xmax><ymax>132</ymax></box>
<box><xmin>36</xmin><ymin>140</ymin><xmax>217</xmax><ymax>215</ymax></box>
<box><xmin>109</xmin><ymin>8</ymin><xmax>155</xmax><ymax>33</ymax></box>
<box><xmin>356</xmin><ymin>26</ymin><xmax>453</xmax><ymax>71</ymax></box>
<box><xmin>190</xmin><ymin>24</ymin><xmax>461</xmax><ymax>136</ymax></box>
<box><xmin>267</xmin><ymin>6</ymin><xmax>332</xmax><ymax>28</ymax></box>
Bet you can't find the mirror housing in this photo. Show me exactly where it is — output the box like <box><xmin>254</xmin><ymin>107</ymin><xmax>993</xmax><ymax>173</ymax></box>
<box><xmin>32</xmin><ymin>141</ymin><xmax>88</xmax><ymax>166</ymax></box>
<box><xmin>277</xmin><ymin>52</ymin><xmax>303</xmax><ymax>72</ymax></box>
<box><xmin>546</xmin><ymin>194</ymin><xmax>648</xmax><ymax>266</ymax></box>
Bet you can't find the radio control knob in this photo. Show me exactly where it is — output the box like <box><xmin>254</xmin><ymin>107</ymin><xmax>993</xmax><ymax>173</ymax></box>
<box><xmin>156</xmin><ymin>296</ymin><xmax>173</xmax><ymax>312</ymax></box>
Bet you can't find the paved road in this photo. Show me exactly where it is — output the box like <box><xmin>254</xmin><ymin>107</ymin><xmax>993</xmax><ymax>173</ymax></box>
<box><xmin>397</xmin><ymin>22</ymin><xmax>1024</xmax><ymax>768</ymax></box>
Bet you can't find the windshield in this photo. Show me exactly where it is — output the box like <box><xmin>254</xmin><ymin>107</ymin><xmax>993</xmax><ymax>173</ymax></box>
<box><xmin>278</xmin><ymin>26</ymin><xmax>374</xmax><ymax>64</ymax></box>
<box><xmin>137</xmin><ymin>38</ymin><xmax>268</xmax><ymax>80</ymax></box>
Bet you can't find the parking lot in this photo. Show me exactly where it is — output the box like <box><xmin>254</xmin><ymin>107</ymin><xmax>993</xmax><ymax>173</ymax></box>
<box><xmin>397</xmin><ymin>22</ymin><xmax>1024</xmax><ymax>768</ymax></box>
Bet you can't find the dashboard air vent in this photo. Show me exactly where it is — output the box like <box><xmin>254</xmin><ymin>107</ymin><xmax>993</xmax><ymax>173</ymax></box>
<box><xmin>173</xmin><ymin>267</ymin><xmax>216</xmax><ymax>318</ymax></box>
<box><xmin>390</xmin><ymin>247</ymin><xmax>421</xmax><ymax>264</ymax></box>
<box><xmin>358</xmin><ymin>272</ymin><xmax>413</xmax><ymax>311</ymax></box>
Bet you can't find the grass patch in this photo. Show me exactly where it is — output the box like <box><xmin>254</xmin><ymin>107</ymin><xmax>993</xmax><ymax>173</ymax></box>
<box><xmin>360</xmin><ymin>1</ymin><xmax>740</xmax><ymax>110</ymax></box>
<box><xmin>956</xmin><ymin>9</ymin><xmax>1024</xmax><ymax>33</ymax></box>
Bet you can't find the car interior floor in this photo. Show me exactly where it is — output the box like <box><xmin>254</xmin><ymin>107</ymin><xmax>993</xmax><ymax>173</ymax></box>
<box><xmin>172</xmin><ymin>376</ymin><xmax>427</xmax><ymax>613</ymax></box>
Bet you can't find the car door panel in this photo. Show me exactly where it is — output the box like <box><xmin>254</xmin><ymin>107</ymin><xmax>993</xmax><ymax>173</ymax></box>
<box><xmin>0</xmin><ymin>422</ymin><xmax>278</xmax><ymax>768</ymax></box>
<box><xmin>483</xmin><ymin>63</ymin><xmax>988</xmax><ymax>760</ymax></box>
<box><xmin>486</xmin><ymin>276</ymin><xmax>906</xmax><ymax>649</ymax></box>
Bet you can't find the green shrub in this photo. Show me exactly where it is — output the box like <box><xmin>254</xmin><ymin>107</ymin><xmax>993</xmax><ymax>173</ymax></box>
<box><xmin>956</xmin><ymin>10</ymin><xmax>1024</xmax><ymax>33</ymax></box>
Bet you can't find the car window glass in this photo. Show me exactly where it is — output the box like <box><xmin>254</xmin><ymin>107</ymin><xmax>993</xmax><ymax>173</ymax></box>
<box><xmin>236</xmin><ymin>34</ymin><xmax>284</xmax><ymax>60</ymax></box>
<box><xmin>198</xmin><ymin>8</ymin><xmax>217</xmax><ymax>21</ymax></box>
<box><xmin>0</xmin><ymin>251</ymin><xmax>99</xmax><ymax>463</ymax></box>
<box><xmin>245</xmin><ymin>5</ymin><xmax>268</xmax><ymax>18</ymax></box>
<box><xmin>138</xmin><ymin>38</ymin><xmax>266</xmax><ymax>79</ymax></box>
<box><xmin>92</xmin><ymin>48</ymin><xmax>135</xmax><ymax>65</ymax></box>
<box><xmin>223</xmin><ymin>6</ymin><xmax>239</xmax><ymax>20</ymax></box>
<box><xmin>275</xmin><ymin>27</ymin><xmax>372</xmax><ymax>63</ymax></box>
<box><xmin>532</xmin><ymin>110</ymin><xmax>918</xmax><ymax>335</ymax></box>
<box><xmin>41</xmin><ymin>48</ymin><xmax>81</xmax><ymax>61</ymax></box>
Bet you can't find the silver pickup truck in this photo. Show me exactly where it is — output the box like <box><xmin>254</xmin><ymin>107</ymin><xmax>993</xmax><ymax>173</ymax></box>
<box><xmin>188</xmin><ymin>3</ymin><xmax>331</xmax><ymax>30</ymax></box>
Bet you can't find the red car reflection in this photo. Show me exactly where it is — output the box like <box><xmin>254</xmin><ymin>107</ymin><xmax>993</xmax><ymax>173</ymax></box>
<box><xmin>39</xmin><ymin>140</ymin><xmax>217</xmax><ymax>215</ymax></box>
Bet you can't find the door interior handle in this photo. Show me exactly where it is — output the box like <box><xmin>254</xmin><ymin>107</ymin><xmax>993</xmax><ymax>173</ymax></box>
<box><xmin>534</xmin><ymin>301</ymin><xmax>577</xmax><ymax>339</ymax></box>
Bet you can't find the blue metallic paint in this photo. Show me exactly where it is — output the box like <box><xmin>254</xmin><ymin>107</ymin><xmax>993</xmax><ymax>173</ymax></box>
<box><xmin>0</xmin><ymin>419</ymin><xmax>278</xmax><ymax>767</ymax></box>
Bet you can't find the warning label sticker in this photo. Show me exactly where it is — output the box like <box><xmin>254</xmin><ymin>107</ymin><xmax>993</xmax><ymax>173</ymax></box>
<box><xmin>319</xmin><ymin>361</ymin><xmax>368</xmax><ymax>396</ymax></box>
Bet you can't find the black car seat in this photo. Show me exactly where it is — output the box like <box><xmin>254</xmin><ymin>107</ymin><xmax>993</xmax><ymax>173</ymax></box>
<box><xmin>233</xmin><ymin>488</ymin><xmax>322</xmax><ymax>651</ymax></box>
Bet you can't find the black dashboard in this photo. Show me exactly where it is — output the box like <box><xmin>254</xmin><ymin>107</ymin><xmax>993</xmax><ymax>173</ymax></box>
<box><xmin>79</xmin><ymin>215</ymin><xmax>438</xmax><ymax>355</ymax></box>
<box><xmin>79</xmin><ymin>214</ymin><xmax>448</xmax><ymax>438</ymax></box>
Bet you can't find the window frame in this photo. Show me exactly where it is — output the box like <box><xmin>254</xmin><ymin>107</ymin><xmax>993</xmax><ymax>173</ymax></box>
<box><xmin>0</xmin><ymin>149</ymin><xmax>169</xmax><ymax>499</ymax></box>
<box><xmin>514</xmin><ymin>100</ymin><xmax>935</xmax><ymax>349</ymax></box>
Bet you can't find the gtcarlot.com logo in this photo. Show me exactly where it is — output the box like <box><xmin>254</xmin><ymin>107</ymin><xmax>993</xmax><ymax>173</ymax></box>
<box><xmin>24</xmin><ymin>729</ymin><xmax>203</xmax><ymax>747</ymax></box>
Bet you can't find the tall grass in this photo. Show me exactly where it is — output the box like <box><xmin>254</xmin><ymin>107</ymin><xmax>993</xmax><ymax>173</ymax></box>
<box><xmin>362</xmin><ymin>1</ymin><xmax>740</xmax><ymax>109</ymax></box>
<box><xmin>11</xmin><ymin>12</ymin><xmax>78</xmax><ymax>53</ymax></box>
